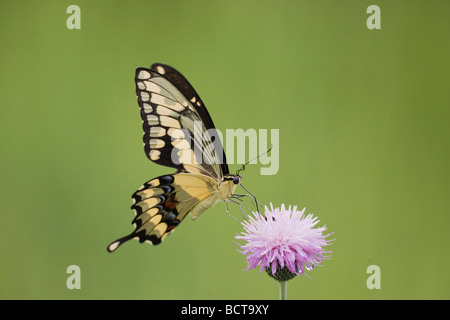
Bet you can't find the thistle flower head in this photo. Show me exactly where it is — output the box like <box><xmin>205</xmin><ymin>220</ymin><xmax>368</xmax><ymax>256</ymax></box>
<box><xmin>236</xmin><ymin>203</ymin><xmax>333</xmax><ymax>281</ymax></box>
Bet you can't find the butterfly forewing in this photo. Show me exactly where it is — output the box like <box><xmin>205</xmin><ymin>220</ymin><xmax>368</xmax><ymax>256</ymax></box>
<box><xmin>135</xmin><ymin>65</ymin><xmax>226</xmax><ymax>180</ymax></box>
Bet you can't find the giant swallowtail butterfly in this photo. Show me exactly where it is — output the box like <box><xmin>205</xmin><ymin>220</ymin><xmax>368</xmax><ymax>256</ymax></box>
<box><xmin>107</xmin><ymin>64</ymin><xmax>244</xmax><ymax>252</ymax></box>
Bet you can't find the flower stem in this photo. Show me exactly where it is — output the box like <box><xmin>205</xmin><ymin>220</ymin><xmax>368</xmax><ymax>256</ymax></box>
<box><xmin>279</xmin><ymin>281</ymin><xmax>287</xmax><ymax>300</ymax></box>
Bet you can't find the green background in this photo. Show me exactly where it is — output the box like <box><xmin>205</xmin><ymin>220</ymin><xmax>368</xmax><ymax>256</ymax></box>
<box><xmin>1</xmin><ymin>0</ymin><xmax>449</xmax><ymax>299</ymax></box>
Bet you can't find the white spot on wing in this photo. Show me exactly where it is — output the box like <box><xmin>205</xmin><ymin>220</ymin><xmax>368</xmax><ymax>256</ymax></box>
<box><xmin>168</xmin><ymin>128</ymin><xmax>185</xmax><ymax>139</ymax></box>
<box><xmin>138</xmin><ymin>70</ymin><xmax>151</xmax><ymax>79</ymax></box>
<box><xmin>142</xmin><ymin>103</ymin><xmax>153</xmax><ymax>113</ymax></box>
<box><xmin>171</xmin><ymin>138</ymin><xmax>190</xmax><ymax>149</ymax></box>
<box><xmin>156</xmin><ymin>66</ymin><xmax>166</xmax><ymax>74</ymax></box>
<box><xmin>140</xmin><ymin>92</ymin><xmax>150</xmax><ymax>102</ymax></box>
<box><xmin>160</xmin><ymin>116</ymin><xmax>181</xmax><ymax>128</ymax></box>
<box><xmin>156</xmin><ymin>105</ymin><xmax>179</xmax><ymax>118</ymax></box>
<box><xmin>146</xmin><ymin>115</ymin><xmax>159</xmax><ymax>125</ymax></box>
<box><xmin>149</xmin><ymin>139</ymin><xmax>165</xmax><ymax>148</ymax></box>
<box><xmin>149</xmin><ymin>149</ymin><xmax>161</xmax><ymax>161</ymax></box>
<box><xmin>108</xmin><ymin>241</ymin><xmax>120</xmax><ymax>252</ymax></box>
<box><xmin>143</xmin><ymin>81</ymin><xmax>160</xmax><ymax>93</ymax></box>
<box><xmin>177</xmin><ymin>148</ymin><xmax>195</xmax><ymax>164</ymax></box>
<box><xmin>148</xmin><ymin>77</ymin><xmax>190</xmax><ymax>108</ymax></box>
<box><xmin>150</xmin><ymin>93</ymin><xmax>185</xmax><ymax>112</ymax></box>
<box><xmin>149</xmin><ymin>127</ymin><xmax>166</xmax><ymax>137</ymax></box>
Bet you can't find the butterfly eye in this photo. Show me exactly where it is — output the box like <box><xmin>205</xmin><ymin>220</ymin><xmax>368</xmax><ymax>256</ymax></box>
<box><xmin>232</xmin><ymin>176</ymin><xmax>240</xmax><ymax>185</ymax></box>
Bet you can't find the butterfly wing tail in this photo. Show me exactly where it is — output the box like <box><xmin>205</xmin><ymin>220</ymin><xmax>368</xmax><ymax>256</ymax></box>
<box><xmin>107</xmin><ymin>174</ymin><xmax>193</xmax><ymax>252</ymax></box>
<box><xmin>107</xmin><ymin>233</ymin><xmax>135</xmax><ymax>253</ymax></box>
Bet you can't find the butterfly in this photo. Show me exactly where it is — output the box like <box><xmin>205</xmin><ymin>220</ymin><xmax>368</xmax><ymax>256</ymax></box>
<box><xmin>107</xmin><ymin>63</ymin><xmax>246</xmax><ymax>252</ymax></box>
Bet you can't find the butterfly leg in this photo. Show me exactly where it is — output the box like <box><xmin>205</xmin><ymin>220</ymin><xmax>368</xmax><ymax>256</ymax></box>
<box><xmin>240</xmin><ymin>184</ymin><xmax>263</xmax><ymax>213</ymax></box>
<box><xmin>233</xmin><ymin>189</ymin><xmax>262</xmax><ymax>213</ymax></box>
<box><xmin>231</xmin><ymin>194</ymin><xmax>253</xmax><ymax>217</ymax></box>
<box><xmin>224</xmin><ymin>199</ymin><xmax>242</xmax><ymax>223</ymax></box>
<box><xmin>229</xmin><ymin>197</ymin><xmax>251</xmax><ymax>219</ymax></box>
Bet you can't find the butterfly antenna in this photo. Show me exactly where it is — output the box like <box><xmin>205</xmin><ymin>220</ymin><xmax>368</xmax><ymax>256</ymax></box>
<box><xmin>236</xmin><ymin>144</ymin><xmax>273</xmax><ymax>176</ymax></box>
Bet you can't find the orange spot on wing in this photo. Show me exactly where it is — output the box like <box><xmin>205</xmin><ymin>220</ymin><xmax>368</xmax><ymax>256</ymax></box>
<box><xmin>164</xmin><ymin>200</ymin><xmax>177</xmax><ymax>210</ymax></box>
<box><xmin>163</xmin><ymin>194</ymin><xmax>177</xmax><ymax>210</ymax></box>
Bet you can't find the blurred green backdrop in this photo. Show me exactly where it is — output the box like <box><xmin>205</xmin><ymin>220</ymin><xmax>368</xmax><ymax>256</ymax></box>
<box><xmin>1</xmin><ymin>0</ymin><xmax>449</xmax><ymax>299</ymax></box>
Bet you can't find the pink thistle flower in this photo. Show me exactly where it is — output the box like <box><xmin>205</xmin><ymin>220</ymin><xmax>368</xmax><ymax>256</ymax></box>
<box><xmin>236</xmin><ymin>203</ymin><xmax>333</xmax><ymax>282</ymax></box>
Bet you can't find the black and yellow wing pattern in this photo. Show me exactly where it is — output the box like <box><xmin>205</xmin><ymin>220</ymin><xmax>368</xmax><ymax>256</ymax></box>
<box><xmin>107</xmin><ymin>64</ymin><xmax>241</xmax><ymax>252</ymax></box>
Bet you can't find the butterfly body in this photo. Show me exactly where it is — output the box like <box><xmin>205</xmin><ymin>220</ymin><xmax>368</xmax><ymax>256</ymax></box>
<box><xmin>107</xmin><ymin>64</ymin><xmax>242</xmax><ymax>252</ymax></box>
<box><xmin>190</xmin><ymin>174</ymin><xmax>241</xmax><ymax>219</ymax></box>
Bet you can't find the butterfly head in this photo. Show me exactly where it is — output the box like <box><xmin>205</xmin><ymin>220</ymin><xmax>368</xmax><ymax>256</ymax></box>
<box><xmin>224</xmin><ymin>174</ymin><xmax>242</xmax><ymax>185</ymax></box>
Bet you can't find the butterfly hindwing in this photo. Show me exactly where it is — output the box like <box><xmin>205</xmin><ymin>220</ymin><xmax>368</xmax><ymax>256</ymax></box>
<box><xmin>107</xmin><ymin>173</ymin><xmax>217</xmax><ymax>252</ymax></box>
